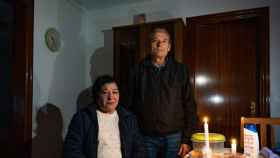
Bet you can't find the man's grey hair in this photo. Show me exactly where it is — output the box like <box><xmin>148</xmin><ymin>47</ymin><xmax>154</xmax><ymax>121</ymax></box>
<box><xmin>150</xmin><ymin>28</ymin><xmax>171</xmax><ymax>42</ymax></box>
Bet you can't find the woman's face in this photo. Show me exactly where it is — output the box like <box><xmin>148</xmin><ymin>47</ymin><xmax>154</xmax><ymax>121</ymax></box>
<box><xmin>97</xmin><ymin>82</ymin><xmax>119</xmax><ymax>113</ymax></box>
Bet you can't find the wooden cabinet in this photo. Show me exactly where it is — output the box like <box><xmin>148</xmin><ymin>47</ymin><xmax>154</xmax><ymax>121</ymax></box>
<box><xmin>113</xmin><ymin>18</ymin><xmax>184</xmax><ymax>104</ymax></box>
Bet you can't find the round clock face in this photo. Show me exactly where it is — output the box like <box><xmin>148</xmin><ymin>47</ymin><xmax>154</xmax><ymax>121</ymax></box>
<box><xmin>45</xmin><ymin>28</ymin><xmax>61</xmax><ymax>52</ymax></box>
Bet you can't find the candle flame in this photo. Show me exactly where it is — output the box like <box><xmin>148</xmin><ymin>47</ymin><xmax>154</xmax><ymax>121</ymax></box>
<box><xmin>203</xmin><ymin>117</ymin><xmax>208</xmax><ymax>123</ymax></box>
<box><xmin>231</xmin><ymin>138</ymin><xmax>236</xmax><ymax>144</ymax></box>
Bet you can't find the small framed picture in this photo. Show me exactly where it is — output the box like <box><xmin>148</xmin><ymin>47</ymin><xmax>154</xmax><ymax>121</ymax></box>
<box><xmin>133</xmin><ymin>13</ymin><xmax>146</xmax><ymax>24</ymax></box>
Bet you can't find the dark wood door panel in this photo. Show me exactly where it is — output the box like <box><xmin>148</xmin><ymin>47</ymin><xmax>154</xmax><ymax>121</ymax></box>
<box><xmin>1</xmin><ymin>0</ymin><xmax>33</xmax><ymax>157</ymax></box>
<box><xmin>222</xmin><ymin>19</ymin><xmax>258</xmax><ymax>140</ymax></box>
<box><xmin>187</xmin><ymin>7</ymin><xmax>269</xmax><ymax>147</ymax></box>
<box><xmin>0</xmin><ymin>1</ymin><xmax>16</xmax><ymax>157</ymax></box>
<box><xmin>114</xmin><ymin>25</ymin><xmax>141</xmax><ymax>105</ymax></box>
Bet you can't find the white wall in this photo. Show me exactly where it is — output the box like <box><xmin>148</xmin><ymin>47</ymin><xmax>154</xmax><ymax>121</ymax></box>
<box><xmin>84</xmin><ymin>0</ymin><xmax>280</xmax><ymax>145</ymax></box>
<box><xmin>33</xmin><ymin>0</ymin><xmax>87</xmax><ymax>137</ymax></box>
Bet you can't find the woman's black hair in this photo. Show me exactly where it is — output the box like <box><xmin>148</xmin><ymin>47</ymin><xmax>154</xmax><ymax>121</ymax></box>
<box><xmin>91</xmin><ymin>75</ymin><xmax>118</xmax><ymax>105</ymax></box>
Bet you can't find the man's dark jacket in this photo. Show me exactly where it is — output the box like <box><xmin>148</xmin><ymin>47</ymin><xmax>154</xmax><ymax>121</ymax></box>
<box><xmin>125</xmin><ymin>55</ymin><xmax>197</xmax><ymax>145</ymax></box>
<box><xmin>64</xmin><ymin>105</ymin><xmax>145</xmax><ymax>158</ymax></box>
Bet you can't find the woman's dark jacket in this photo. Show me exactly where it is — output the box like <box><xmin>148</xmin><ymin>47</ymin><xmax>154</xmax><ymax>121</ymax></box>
<box><xmin>125</xmin><ymin>55</ymin><xmax>197</xmax><ymax>145</ymax></box>
<box><xmin>64</xmin><ymin>105</ymin><xmax>145</xmax><ymax>158</ymax></box>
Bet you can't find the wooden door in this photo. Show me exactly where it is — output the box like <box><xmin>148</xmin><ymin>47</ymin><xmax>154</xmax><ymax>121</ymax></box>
<box><xmin>0</xmin><ymin>0</ymin><xmax>33</xmax><ymax>157</ymax></box>
<box><xmin>186</xmin><ymin>7</ymin><xmax>269</xmax><ymax>147</ymax></box>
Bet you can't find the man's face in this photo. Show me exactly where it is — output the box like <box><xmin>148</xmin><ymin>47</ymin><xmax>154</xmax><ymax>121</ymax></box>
<box><xmin>150</xmin><ymin>31</ymin><xmax>171</xmax><ymax>59</ymax></box>
<box><xmin>97</xmin><ymin>82</ymin><xmax>119</xmax><ymax>113</ymax></box>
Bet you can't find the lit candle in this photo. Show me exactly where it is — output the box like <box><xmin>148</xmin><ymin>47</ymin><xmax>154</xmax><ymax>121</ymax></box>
<box><xmin>204</xmin><ymin>117</ymin><xmax>211</xmax><ymax>158</ymax></box>
<box><xmin>204</xmin><ymin>117</ymin><xmax>210</xmax><ymax>149</ymax></box>
<box><xmin>231</xmin><ymin>138</ymin><xmax>237</xmax><ymax>155</ymax></box>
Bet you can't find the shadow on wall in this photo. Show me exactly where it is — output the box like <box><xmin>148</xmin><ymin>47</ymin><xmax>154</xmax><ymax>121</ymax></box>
<box><xmin>32</xmin><ymin>103</ymin><xmax>63</xmax><ymax>158</ymax></box>
<box><xmin>76</xmin><ymin>29</ymin><xmax>113</xmax><ymax>111</ymax></box>
<box><xmin>76</xmin><ymin>47</ymin><xmax>104</xmax><ymax>110</ymax></box>
<box><xmin>76</xmin><ymin>86</ymin><xmax>93</xmax><ymax>110</ymax></box>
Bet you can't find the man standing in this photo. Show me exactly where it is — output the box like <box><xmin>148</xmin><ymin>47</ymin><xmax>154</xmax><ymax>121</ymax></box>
<box><xmin>125</xmin><ymin>28</ymin><xmax>197</xmax><ymax>158</ymax></box>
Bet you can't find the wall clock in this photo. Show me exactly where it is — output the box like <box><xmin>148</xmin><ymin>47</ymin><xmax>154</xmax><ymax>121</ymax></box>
<box><xmin>45</xmin><ymin>28</ymin><xmax>61</xmax><ymax>52</ymax></box>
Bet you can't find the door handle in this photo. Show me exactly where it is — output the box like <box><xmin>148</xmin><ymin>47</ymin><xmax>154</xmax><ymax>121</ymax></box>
<box><xmin>250</xmin><ymin>101</ymin><xmax>256</xmax><ymax>116</ymax></box>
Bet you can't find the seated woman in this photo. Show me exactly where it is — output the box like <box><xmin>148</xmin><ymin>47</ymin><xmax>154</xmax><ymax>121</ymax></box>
<box><xmin>64</xmin><ymin>75</ymin><xmax>145</xmax><ymax>158</ymax></box>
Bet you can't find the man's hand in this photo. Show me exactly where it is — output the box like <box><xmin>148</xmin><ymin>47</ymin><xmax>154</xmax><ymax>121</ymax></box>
<box><xmin>178</xmin><ymin>143</ymin><xmax>191</xmax><ymax>157</ymax></box>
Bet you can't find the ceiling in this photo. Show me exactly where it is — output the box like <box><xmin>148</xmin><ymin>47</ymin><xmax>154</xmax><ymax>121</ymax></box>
<box><xmin>71</xmin><ymin>0</ymin><xmax>148</xmax><ymax>10</ymax></box>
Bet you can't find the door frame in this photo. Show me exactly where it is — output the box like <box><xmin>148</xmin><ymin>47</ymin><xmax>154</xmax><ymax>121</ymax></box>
<box><xmin>13</xmin><ymin>0</ymin><xmax>34</xmax><ymax>157</ymax></box>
